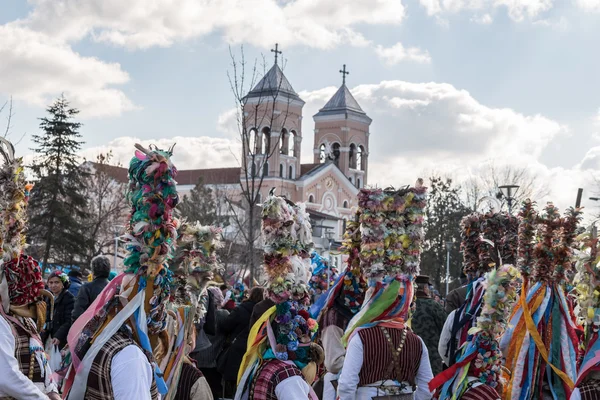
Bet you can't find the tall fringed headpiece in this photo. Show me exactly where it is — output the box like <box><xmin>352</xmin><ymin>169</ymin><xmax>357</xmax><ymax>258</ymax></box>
<box><xmin>445</xmin><ymin>209</ymin><xmax>519</xmax><ymax>367</ymax></box>
<box><xmin>262</xmin><ymin>192</ymin><xmax>313</xmax><ymax>304</ymax></box>
<box><xmin>64</xmin><ymin>144</ymin><xmax>180</xmax><ymax>398</ymax></box>
<box><xmin>343</xmin><ymin>179</ymin><xmax>427</xmax><ymax>345</ymax></box>
<box><xmin>315</xmin><ymin>210</ymin><xmax>367</xmax><ymax>328</ymax></box>
<box><xmin>573</xmin><ymin>227</ymin><xmax>600</xmax><ymax>387</ymax></box>
<box><xmin>430</xmin><ymin>264</ymin><xmax>521</xmax><ymax>398</ymax></box>
<box><xmin>0</xmin><ymin>138</ymin><xmax>50</xmax><ymax>321</ymax></box>
<box><xmin>236</xmin><ymin>190</ymin><xmax>322</xmax><ymax>388</ymax></box>
<box><xmin>460</xmin><ymin>210</ymin><xmax>519</xmax><ymax>279</ymax></box>
<box><xmin>503</xmin><ymin>200</ymin><xmax>582</xmax><ymax>400</ymax></box>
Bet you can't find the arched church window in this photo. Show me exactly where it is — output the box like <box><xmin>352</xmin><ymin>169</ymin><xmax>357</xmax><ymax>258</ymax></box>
<box><xmin>343</xmin><ymin>200</ymin><xmax>349</xmax><ymax>208</ymax></box>
<box><xmin>332</xmin><ymin>143</ymin><xmax>340</xmax><ymax>166</ymax></box>
<box><xmin>349</xmin><ymin>144</ymin><xmax>357</xmax><ymax>169</ymax></box>
<box><xmin>308</xmin><ymin>194</ymin><xmax>314</xmax><ymax>203</ymax></box>
<box><xmin>248</xmin><ymin>129</ymin><xmax>258</xmax><ymax>155</ymax></box>
<box><xmin>289</xmin><ymin>131</ymin><xmax>296</xmax><ymax>157</ymax></box>
<box><xmin>357</xmin><ymin>178</ymin><xmax>361</xmax><ymax>188</ymax></box>
<box><xmin>251</xmin><ymin>162</ymin><xmax>257</xmax><ymax>177</ymax></box>
<box><xmin>261</xmin><ymin>127</ymin><xmax>270</xmax><ymax>154</ymax></box>
<box><xmin>289</xmin><ymin>165</ymin><xmax>294</xmax><ymax>179</ymax></box>
<box><xmin>357</xmin><ymin>145</ymin><xmax>365</xmax><ymax>171</ymax></box>
<box><xmin>279</xmin><ymin>164</ymin><xmax>284</xmax><ymax>177</ymax></box>
<box><xmin>280</xmin><ymin>129</ymin><xmax>288</xmax><ymax>155</ymax></box>
<box><xmin>263</xmin><ymin>161</ymin><xmax>269</xmax><ymax>177</ymax></box>
<box><xmin>319</xmin><ymin>144</ymin><xmax>326</xmax><ymax>164</ymax></box>
<box><xmin>257</xmin><ymin>192</ymin><xmax>262</xmax><ymax>203</ymax></box>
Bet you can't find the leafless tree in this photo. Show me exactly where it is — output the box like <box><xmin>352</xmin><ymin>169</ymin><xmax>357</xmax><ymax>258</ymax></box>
<box><xmin>226</xmin><ymin>45</ymin><xmax>292</xmax><ymax>286</ymax></box>
<box><xmin>460</xmin><ymin>162</ymin><xmax>550</xmax><ymax>212</ymax></box>
<box><xmin>80</xmin><ymin>152</ymin><xmax>129</xmax><ymax>266</ymax></box>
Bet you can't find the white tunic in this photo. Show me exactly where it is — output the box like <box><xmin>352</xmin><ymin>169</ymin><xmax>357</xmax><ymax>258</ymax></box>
<box><xmin>0</xmin><ymin>314</ymin><xmax>58</xmax><ymax>399</ymax></box>
<box><xmin>338</xmin><ymin>334</ymin><xmax>434</xmax><ymax>400</ymax></box>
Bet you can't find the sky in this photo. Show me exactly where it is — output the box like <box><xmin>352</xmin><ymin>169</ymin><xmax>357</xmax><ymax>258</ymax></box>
<box><xmin>1</xmin><ymin>0</ymin><xmax>600</xmax><ymax>214</ymax></box>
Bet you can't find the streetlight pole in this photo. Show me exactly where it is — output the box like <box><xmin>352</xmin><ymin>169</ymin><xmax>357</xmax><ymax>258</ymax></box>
<box><xmin>112</xmin><ymin>225</ymin><xmax>123</xmax><ymax>273</ymax></box>
<box><xmin>445</xmin><ymin>241</ymin><xmax>454</xmax><ymax>297</ymax></box>
<box><xmin>498</xmin><ymin>185</ymin><xmax>520</xmax><ymax>214</ymax></box>
<box><xmin>325</xmin><ymin>229</ymin><xmax>334</xmax><ymax>291</ymax></box>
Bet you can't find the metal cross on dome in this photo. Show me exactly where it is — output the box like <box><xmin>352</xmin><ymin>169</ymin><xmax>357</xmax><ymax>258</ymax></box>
<box><xmin>271</xmin><ymin>43</ymin><xmax>282</xmax><ymax>65</ymax></box>
<box><xmin>339</xmin><ymin>64</ymin><xmax>349</xmax><ymax>85</ymax></box>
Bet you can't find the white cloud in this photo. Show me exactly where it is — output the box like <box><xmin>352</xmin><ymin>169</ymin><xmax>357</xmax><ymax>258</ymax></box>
<box><xmin>374</xmin><ymin>42</ymin><xmax>432</xmax><ymax>65</ymax></box>
<box><xmin>298</xmin><ymin>80</ymin><xmax>592</xmax><ymax>210</ymax></box>
<box><xmin>0</xmin><ymin>24</ymin><xmax>136</xmax><ymax>117</ymax></box>
<box><xmin>419</xmin><ymin>0</ymin><xmax>553</xmax><ymax>22</ymax></box>
<box><xmin>577</xmin><ymin>0</ymin><xmax>600</xmax><ymax>11</ymax></box>
<box><xmin>78</xmin><ymin>136</ymin><xmax>241</xmax><ymax>170</ymax></box>
<box><xmin>22</xmin><ymin>0</ymin><xmax>405</xmax><ymax>50</ymax></box>
<box><xmin>471</xmin><ymin>14</ymin><xmax>494</xmax><ymax>24</ymax></box>
<box><xmin>533</xmin><ymin>16</ymin><xmax>569</xmax><ymax>31</ymax></box>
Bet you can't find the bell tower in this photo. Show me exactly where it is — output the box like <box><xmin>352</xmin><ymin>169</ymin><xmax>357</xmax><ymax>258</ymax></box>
<box><xmin>313</xmin><ymin>65</ymin><xmax>372</xmax><ymax>188</ymax></box>
<box><xmin>242</xmin><ymin>44</ymin><xmax>305</xmax><ymax>181</ymax></box>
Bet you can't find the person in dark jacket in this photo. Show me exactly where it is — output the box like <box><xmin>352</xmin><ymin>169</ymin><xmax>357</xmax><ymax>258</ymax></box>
<box><xmin>219</xmin><ymin>287</ymin><xmax>265</xmax><ymax>393</ymax></box>
<box><xmin>445</xmin><ymin>274</ymin><xmax>469</xmax><ymax>313</ymax></box>
<box><xmin>72</xmin><ymin>255</ymin><xmax>111</xmax><ymax>323</ymax></box>
<box><xmin>411</xmin><ymin>275</ymin><xmax>447</xmax><ymax>375</ymax></box>
<box><xmin>42</xmin><ymin>270</ymin><xmax>75</xmax><ymax>349</ymax></box>
<box><xmin>67</xmin><ymin>269</ymin><xmax>83</xmax><ymax>297</ymax></box>
<box><xmin>195</xmin><ymin>286</ymin><xmax>229</xmax><ymax>398</ymax></box>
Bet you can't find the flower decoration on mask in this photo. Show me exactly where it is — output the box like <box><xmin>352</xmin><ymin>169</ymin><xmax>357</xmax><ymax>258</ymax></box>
<box><xmin>357</xmin><ymin>180</ymin><xmax>427</xmax><ymax>280</ymax></box>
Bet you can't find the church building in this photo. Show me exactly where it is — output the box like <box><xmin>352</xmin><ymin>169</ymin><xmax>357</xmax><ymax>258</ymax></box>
<box><xmin>176</xmin><ymin>51</ymin><xmax>373</xmax><ymax>253</ymax></box>
<box><xmin>98</xmin><ymin>47</ymin><xmax>372</xmax><ymax>266</ymax></box>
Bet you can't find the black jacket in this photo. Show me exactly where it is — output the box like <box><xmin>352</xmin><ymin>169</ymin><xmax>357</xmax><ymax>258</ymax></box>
<box><xmin>43</xmin><ymin>289</ymin><xmax>75</xmax><ymax>349</ymax></box>
<box><xmin>72</xmin><ymin>277</ymin><xmax>109</xmax><ymax>323</ymax></box>
<box><xmin>219</xmin><ymin>301</ymin><xmax>257</xmax><ymax>381</ymax></box>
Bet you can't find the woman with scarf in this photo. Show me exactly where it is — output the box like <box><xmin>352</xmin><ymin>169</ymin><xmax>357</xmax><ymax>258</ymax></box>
<box><xmin>42</xmin><ymin>270</ymin><xmax>75</xmax><ymax>350</ymax></box>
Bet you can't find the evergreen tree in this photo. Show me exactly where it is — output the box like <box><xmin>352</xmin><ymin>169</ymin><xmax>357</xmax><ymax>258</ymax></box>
<box><xmin>178</xmin><ymin>178</ymin><xmax>220</xmax><ymax>226</ymax></box>
<box><xmin>421</xmin><ymin>176</ymin><xmax>469</xmax><ymax>294</ymax></box>
<box><xmin>28</xmin><ymin>95</ymin><xmax>89</xmax><ymax>270</ymax></box>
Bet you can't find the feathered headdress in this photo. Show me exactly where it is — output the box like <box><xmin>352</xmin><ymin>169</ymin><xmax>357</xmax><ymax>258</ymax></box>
<box><xmin>502</xmin><ymin>200</ymin><xmax>582</xmax><ymax>400</ymax></box>
<box><xmin>430</xmin><ymin>264</ymin><xmax>521</xmax><ymax>398</ymax></box>
<box><xmin>237</xmin><ymin>190</ymin><xmax>322</xmax><ymax>389</ymax></box>
<box><xmin>0</xmin><ymin>138</ymin><xmax>50</xmax><ymax>326</ymax></box>
<box><xmin>65</xmin><ymin>144</ymin><xmax>180</xmax><ymax>398</ymax></box>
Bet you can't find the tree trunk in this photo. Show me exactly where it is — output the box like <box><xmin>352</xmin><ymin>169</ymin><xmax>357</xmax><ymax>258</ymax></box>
<box><xmin>247</xmin><ymin>203</ymin><xmax>255</xmax><ymax>287</ymax></box>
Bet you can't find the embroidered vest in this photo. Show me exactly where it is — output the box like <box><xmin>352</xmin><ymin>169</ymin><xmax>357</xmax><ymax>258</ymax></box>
<box><xmin>251</xmin><ymin>359</ymin><xmax>304</xmax><ymax>400</ymax></box>
<box><xmin>578</xmin><ymin>379</ymin><xmax>600</xmax><ymax>400</ymax></box>
<box><xmin>460</xmin><ymin>384</ymin><xmax>500</xmax><ymax>400</ymax></box>
<box><xmin>84</xmin><ymin>331</ymin><xmax>159</xmax><ymax>400</ymax></box>
<box><xmin>6</xmin><ymin>316</ymin><xmax>44</xmax><ymax>384</ymax></box>
<box><xmin>0</xmin><ymin>316</ymin><xmax>47</xmax><ymax>400</ymax></box>
<box><xmin>174</xmin><ymin>363</ymin><xmax>204</xmax><ymax>400</ymax></box>
<box><xmin>357</xmin><ymin>327</ymin><xmax>422</xmax><ymax>386</ymax></box>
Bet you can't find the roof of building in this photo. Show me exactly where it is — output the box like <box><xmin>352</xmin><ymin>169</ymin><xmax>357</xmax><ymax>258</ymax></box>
<box><xmin>91</xmin><ymin>161</ymin><xmax>338</xmax><ymax>187</ymax></box>
<box><xmin>314</xmin><ymin>84</ymin><xmax>372</xmax><ymax>123</ymax></box>
<box><xmin>245</xmin><ymin>64</ymin><xmax>303</xmax><ymax>103</ymax></box>
<box><xmin>89</xmin><ymin>162</ymin><xmax>241</xmax><ymax>186</ymax></box>
<box><xmin>299</xmin><ymin>163</ymin><xmax>324</xmax><ymax>177</ymax></box>
<box><xmin>307</xmin><ymin>208</ymin><xmax>341</xmax><ymax>221</ymax></box>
